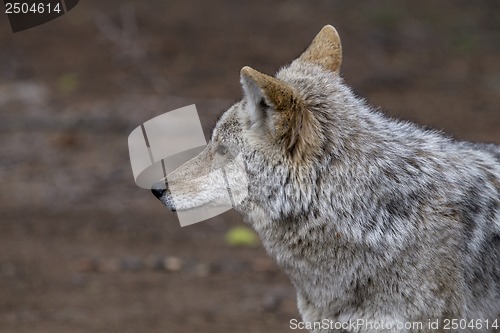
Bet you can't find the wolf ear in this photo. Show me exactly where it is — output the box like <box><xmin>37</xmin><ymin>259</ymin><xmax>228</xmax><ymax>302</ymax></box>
<box><xmin>298</xmin><ymin>25</ymin><xmax>342</xmax><ymax>73</ymax></box>
<box><xmin>240</xmin><ymin>66</ymin><xmax>300</xmax><ymax>113</ymax></box>
<box><xmin>240</xmin><ymin>66</ymin><xmax>300</xmax><ymax>135</ymax></box>
<box><xmin>240</xmin><ymin>66</ymin><xmax>317</xmax><ymax>154</ymax></box>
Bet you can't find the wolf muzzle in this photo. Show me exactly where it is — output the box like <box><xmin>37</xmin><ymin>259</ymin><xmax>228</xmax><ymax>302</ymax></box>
<box><xmin>151</xmin><ymin>181</ymin><xmax>176</xmax><ymax>211</ymax></box>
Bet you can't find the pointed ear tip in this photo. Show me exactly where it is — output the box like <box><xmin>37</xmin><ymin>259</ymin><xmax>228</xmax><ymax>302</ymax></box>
<box><xmin>322</xmin><ymin>24</ymin><xmax>337</xmax><ymax>32</ymax></box>
<box><xmin>320</xmin><ymin>25</ymin><xmax>340</xmax><ymax>39</ymax></box>
<box><xmin>240</xmin><ymin>66</ymin><xmax>254</xmax><ymax>77</ymax></box>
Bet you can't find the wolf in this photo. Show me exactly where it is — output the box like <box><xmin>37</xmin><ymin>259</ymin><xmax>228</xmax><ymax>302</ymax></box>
<box><xmin>151</xmin><ymin>26</ymin><xmax>500</xmax><ymax>332</ymax></box>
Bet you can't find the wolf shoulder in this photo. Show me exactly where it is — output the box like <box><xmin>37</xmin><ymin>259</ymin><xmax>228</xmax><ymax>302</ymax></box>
<box><xmin>466</xmin><ymin>142</ymin><xmax>500</xmax><ymax>163</ymax></box>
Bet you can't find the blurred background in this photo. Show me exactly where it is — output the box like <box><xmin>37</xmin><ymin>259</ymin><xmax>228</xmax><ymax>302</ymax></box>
<box><xmin>0</xmin><ymin>1</ymin><xmax>499</xmax><ymax>332</ymax></box>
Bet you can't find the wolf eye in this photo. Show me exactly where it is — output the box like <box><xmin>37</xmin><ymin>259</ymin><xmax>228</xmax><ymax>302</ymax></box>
<box><xmin>216</xmin><ymin>145</ymin><xmax>228</xmax><ymax>155</ymax></box>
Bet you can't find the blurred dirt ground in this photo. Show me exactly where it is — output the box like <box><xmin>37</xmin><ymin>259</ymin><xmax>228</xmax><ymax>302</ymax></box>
<box><xmin>0</xmin><ymin>1</ymin><xmax>499</xmax><ymax>332</ymax></box>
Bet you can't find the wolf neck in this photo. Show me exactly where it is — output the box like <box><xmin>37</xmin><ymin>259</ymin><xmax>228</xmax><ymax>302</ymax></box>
<box><xmin>247</xmin><ymin>209</ymin><xmax>395</xmax><ymax>309</ymax></box>
<box><xmin>241</xmin><ymin>94</ymin><xmax>455</xmax><ymax>308</ymax></box>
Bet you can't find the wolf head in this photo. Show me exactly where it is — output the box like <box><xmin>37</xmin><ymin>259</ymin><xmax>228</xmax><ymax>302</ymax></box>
<box><xmin>153</xmin><ymin>25</ymin><xmax>364</xmax><ymax>221</ymax></box>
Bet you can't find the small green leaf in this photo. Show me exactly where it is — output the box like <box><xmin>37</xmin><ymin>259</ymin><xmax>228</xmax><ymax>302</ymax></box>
<box><xmin>224</xmin><ymin>226</ymin><xmax>259</xmax><ymax>247</ymax></box>
<box><xmin>57</xmin><ymin>73</ymin><xmax>78</xmax><ymax>93</ymax></box>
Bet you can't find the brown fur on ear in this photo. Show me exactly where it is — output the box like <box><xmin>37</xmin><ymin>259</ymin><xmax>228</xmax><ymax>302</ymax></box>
<box><xmin>240</xmin><ymin>66</ymin><xmax>300</xmax><ymax>114</ymax></box>
<box><xmin>240</xmin><ymin>66</ymin><xmax>320</xmax><ymax>160</ymax></box>
<box><xmin>298</xmin><ymin>25</ymin><xmax>342</xmax><ymax>73</ymax></box>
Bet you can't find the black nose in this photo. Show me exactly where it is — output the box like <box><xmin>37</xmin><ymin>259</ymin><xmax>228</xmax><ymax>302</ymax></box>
<box><xmin>151</xmin><ymin>188</ymin><xmax>165</xmax><ymax>199</ymax></box>
<box><xmin>151</xmin><ymin>182</ymin><xmax>167</xmax><ymax>200</ymax></box>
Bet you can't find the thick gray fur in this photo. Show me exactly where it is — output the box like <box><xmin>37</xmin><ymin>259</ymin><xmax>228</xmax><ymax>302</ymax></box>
<box><xmin>157</xmin><ymin>26</ymin><xmax>500</xmax><ymax>332</ymax></box>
